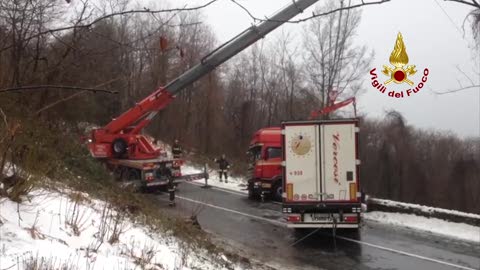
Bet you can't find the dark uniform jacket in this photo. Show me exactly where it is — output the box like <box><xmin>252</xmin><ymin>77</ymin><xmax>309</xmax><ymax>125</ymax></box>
<box><xmin>172</xmin><ymin>143</ymin><xmax>182</xmax><ymax>158</ymax></box>
<box><xmin>215</xmin><ymin>158</ymin><xmax>230</xmax><ymax>170</ymax></box>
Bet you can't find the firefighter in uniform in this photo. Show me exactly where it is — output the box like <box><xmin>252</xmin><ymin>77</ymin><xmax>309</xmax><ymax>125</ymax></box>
<box><xmin>172</xmin><ymin>139</ymin><xmax>183</xmax><ymax>159</ymax></box>
<box><xmin>214</xmin><ymin>154</ymin><xmax>230</xmax><ymax>183</ymax></box>
<box><xmin>169</xmin><ymin>139</ymin><xmax>183</xmax><ymax>206</ymax></box>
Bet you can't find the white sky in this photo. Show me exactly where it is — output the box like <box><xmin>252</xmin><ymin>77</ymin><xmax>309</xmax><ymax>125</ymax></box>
<box><xmin>171</xmin><ymin>0</ymin><xmax>480</xmax><ymax>138</ymax></box>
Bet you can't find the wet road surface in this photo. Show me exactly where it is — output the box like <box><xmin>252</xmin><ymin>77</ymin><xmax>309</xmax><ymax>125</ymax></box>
<box><xmin>156</xmin><ymin>182</ymin><xmax>480</xmax><ymax>270</ymax></box>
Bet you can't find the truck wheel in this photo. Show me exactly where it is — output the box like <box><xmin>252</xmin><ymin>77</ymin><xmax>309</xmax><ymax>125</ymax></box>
<box><xmin>248</xmin><ymin>183</ymin><xmax>259</xmax><ymax>200</ymax></box>
<box><xmin>112</xmin><ymin>138</ymin><xmax>128</xmax><ymax>158</ymax></box>
<box><xmin>273</xmin><ymin>182</ymin><xmax>283</xmax><ymax>202</ymax></box>
<box><xmin>113</xmin><ymin>166</ymin><xmax>124</xmax><ymax>181</ymax></box>
<box><xmin>127</xmin><ymin>169</ymin><xmax>140</xmax><ymax>179</ymax></box>
<box><xmin>127</xmin><ymin>169</ymin><xmax>142</xmax><ymax>192</ymax></box>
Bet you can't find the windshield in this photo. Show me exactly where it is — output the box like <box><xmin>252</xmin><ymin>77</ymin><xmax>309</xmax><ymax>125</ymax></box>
<box><xmin>247</xmin><ymin>146</ymin><xmax>262</xmax><ymax>163</ymax></box>
<box><xmin>266</xmin><ymin>147</ymin><xmax>282</xmax><ymax>159</ymax></box>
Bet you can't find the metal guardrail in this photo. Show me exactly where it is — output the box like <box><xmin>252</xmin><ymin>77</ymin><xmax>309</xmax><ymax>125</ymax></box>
<box><xmin>367</xmin><ymin>198</ymin><xmax>480</xmax><ymax>227</ymax></box>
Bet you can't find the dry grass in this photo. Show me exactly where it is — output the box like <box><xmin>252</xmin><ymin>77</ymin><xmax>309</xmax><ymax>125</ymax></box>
<box><xmin>0</xmin><ymin>118</ymin><xmax>251</xmax><ymax>269</ymax></box>
<box><xmin>62</xmin><ymin>193</ymin><xmax>92</xmax><ymax>236</ymax></box>
<box><xmin>21</xmin><ymin>253</ymin><xmax>79</xmax><ymax>270</ymax></box>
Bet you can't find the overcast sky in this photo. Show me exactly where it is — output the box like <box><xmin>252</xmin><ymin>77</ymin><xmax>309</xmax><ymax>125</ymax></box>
<box><xmin>171</xmin><ymin>0</ymin><xmax>479</xmax><ymax>138</ymax></box>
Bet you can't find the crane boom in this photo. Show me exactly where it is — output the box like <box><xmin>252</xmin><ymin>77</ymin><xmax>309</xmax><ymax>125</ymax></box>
<box><xmin>309</xmin><ymin>97</ymin><xmax>357</xmax><ymax>120</ymax></box>
<box><xmin>165</xmin><ymin>0</ymin><xmax>319</xmax><ymax>96</ymax></box>
<box><xmin>88</xmin><ymin>0</ymin><xmax>320</xmax><ymax>160</ymax></box>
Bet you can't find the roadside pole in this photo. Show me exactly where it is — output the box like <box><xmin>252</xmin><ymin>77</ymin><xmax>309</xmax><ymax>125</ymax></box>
<box><xmin>201</xmin><ymin>163</ymin><xmax>210</xmax><ymax>189</ymax></box>
<box><xmin>168</xmin><ymin>177</ymin><xmax>175</xmax><ymax>206</ymax></box>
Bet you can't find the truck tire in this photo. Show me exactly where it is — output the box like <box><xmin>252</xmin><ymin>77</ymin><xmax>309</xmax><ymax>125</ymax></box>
<box><xmin>111</xmin><ymin>138</ymin><xmax>128</xmax><ymax>158</ymax></box>
<box><xmin>248</xmin><ymin>182</ymin><xmax>259</xmax><ymax>200</ymax></box>
<box><xmin>273</xmin><ymin>181</ymin><xmax>283</xmax><ymax>202</ymax></box>
<box><xmin>113</xmin><ymin>166</ymin><xmax>124</xmax><ymax>181</ymax></box>
<box><xmin>123</xmin><ymin>169</ymin><xmax>141</xmax><ymax>192</ymax></box>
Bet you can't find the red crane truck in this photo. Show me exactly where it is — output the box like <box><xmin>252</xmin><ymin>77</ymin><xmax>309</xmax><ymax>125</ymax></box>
<box><xmin>247</xmin><ymin>98</ymin><xmax>356</xmax><ymax>201</ymax></box>
<box><xmin>85</xmin><ymin>0</ymin><xmax>324</xmax><ymax>190</ymax></box>
<box><xmin>282</xmin><ymin>119</ymin><xmax>361</xmax><ymax>229</ymax></box>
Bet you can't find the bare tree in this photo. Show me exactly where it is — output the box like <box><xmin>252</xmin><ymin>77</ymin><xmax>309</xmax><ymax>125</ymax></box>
<box><xmin>0</xmin><ymin>0</ymin><xmax>61</xmax><ymax>86</ymax></box>
<box><xmin>444</xmin><ymin>0</ymin><xmax>480</xmax><ymax>47</ymax></box>
<box><xmin>303</xmin><ymin>0</ymin><xmax>372</xmax><ymax>117</ymax></box>
<box><xmin>274</xmin><ymin>30</ymin><xmax>304</xmax><ymax>120</ymax></box>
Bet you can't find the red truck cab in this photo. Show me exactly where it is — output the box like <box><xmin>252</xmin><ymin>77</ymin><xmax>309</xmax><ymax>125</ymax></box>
<box><xmin>247</xmin><ymin>127</ymin><xmax>283</xmax><ymax>201</ymax></box>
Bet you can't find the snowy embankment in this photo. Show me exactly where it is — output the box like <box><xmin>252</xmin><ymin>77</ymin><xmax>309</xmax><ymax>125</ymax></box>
<box><xmin>368</xmin><ymin>197</ymin><xmax>480</xmax><ymax>221</ymax></box>
<box><xmin>363</xmin><ymin>211</ymin><xmax>480</xmax><ymax>244</ymax></box>
<box><xmin>364</xmin><ymin>198</ymin><xmax>480</xmax><ymax>244</ymax></box>
<box><xmin>0</xmin><ymin>188</ymin><xmax>242</xmax><ymax>270</ymax></box>
<box><xmin>182</xmin><ymin>165</ymin><xmax>480</xmax><ymax>244</ymax></box>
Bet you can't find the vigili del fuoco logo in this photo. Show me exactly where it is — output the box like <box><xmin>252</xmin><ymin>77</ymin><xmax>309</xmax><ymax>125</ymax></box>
<box><xmin>369</xmin><ymin>32</ymin><xmax>429</xmax><ymax>98</ymax></box>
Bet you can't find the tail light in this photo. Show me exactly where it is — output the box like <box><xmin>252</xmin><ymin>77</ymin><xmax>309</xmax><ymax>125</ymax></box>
<box><xmin>344</xmin><ymin>215</ymin><xmax>358</xmax><ymax>223</ymax></box>
<box><xmin>143</xmin><ymin>163</ymin><xmax>155</xmax><ymax>170</ymax></box>
<box><xmin>145</xmin><ymin>172</ymin><xmax>154</xmax><ymax>181</ymax></box>
<box><xmin>287</xmin><ymin>214</ymin><xmax>301</xmax><ymax>222</ymax></box>
<box><xmin>172</xmin><ymin>160</ymin><xmax>184</xmax><ymax>167</ymax></box>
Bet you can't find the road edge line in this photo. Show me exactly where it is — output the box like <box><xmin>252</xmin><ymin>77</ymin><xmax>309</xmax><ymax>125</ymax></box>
<box><xmin>175</xmin><ymin>195</ymin><xmax>476</xmax><ymax>270</ymax></box>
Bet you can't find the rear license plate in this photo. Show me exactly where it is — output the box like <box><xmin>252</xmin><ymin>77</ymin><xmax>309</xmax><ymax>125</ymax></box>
<box><xmin>309</xmin><ymin>214</ymin><xmax>332</xmax><ymax>222</ymax></box>
<box><xmin>261</xmin><ymin>183</ymin><xmax>272</xmax><ymax>188</ymax></box>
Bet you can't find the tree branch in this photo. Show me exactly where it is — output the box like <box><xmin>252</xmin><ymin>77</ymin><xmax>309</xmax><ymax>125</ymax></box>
<box><xmin>0</xmin><ymin>85</ymin><xmax>118</xmax><ymax>94</ymax></box>
<box><xmin>0</xmin><ymin>0</ymin><xmax>219</xmax><ymax>53</ymax></box>
<box><xmin>229</xmin><ymin>0</ymin><xmax>390</xmax><ymax>24</ymax></box>
<box><xmin>34</xmin><ymin>78</ymin><xmax>121</xmax><ymax>115</ymax></box>
<box><xmin>34</xmin><ymin>91</ymin><xmax>86</xmax><ymax>116</ymax></box>
<box><xmin>429</xmin><ymin>84</ymin><xmax>480</xmax><ymax>94</ymax></box>
<box><xmin>444</xmin><ymin>0</ymin><xmax>480</xmax><ymax>8</ymax></box>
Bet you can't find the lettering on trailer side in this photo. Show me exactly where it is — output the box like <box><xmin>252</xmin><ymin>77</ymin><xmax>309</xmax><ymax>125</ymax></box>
<box><xmin>332</xmin><ymin>132</ymin><xmax>341</xmax><ymax>185</ymax></box>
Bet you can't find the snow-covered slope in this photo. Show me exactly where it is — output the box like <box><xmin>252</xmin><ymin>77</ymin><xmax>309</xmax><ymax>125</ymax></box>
<box><xmin>0</xmin><ymin>189</ymin><xmax>243</xmax><ymax>270</ymax></box>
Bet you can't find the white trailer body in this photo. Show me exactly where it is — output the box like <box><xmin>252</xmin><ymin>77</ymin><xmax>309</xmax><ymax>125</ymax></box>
<box><xmin>282</xmin><ymin>119</ymin><xmax>361</xmax><ymax>229</ymax></box>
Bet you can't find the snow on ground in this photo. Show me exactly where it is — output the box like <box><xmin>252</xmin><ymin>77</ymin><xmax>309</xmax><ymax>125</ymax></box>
<box><xmin>0</xmin><ymin>188</ymin><xmax>243</xmax><ymax>270</ymax></box>
<box><xmin>363</xmin><ymin>211</ymin><xmax>480</xmax><ymax>244</ymax></box>
<box><xmin>368</xmin><ymin>198</ymin><xmax>480</xmax><ymax>220</ymax></box>
<box><xmin>182</xmin><ymin>164</ymin><xmax>248</xmax><ymax>194</ymax></box>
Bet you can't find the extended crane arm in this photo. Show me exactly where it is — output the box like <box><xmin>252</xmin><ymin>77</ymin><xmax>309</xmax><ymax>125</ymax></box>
<box><xmin>89</xmin><ymin>0</ymin><xmax>321</xmax><ymax>159</ymax></box>
<box><xmin>104</xmin><ymin>0</ymin><xmax>320</xmax><ymax>135</ymax></box>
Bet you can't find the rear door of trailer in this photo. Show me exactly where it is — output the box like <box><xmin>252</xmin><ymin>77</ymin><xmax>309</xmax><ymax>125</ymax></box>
<box><xmin>283</xmin><ymin>120</ymin><xmax>359</xmax><ymax>203</ymax></box>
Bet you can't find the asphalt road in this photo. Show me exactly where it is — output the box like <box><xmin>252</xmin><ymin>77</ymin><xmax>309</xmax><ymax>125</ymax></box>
<box><xmin>156</xmin><ymin>182</ymin><xmax>480</xmax><ymax>270</ymax></box>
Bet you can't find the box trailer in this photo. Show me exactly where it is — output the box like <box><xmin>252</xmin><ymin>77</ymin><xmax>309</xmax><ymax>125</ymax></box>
<box><xmin>282</xmin><ymin>119</ymin><xmax>361</xmax><ymax>229</ymax></box>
